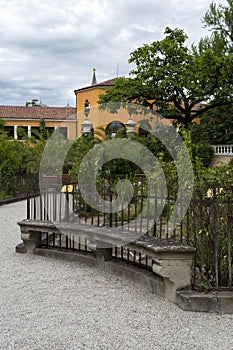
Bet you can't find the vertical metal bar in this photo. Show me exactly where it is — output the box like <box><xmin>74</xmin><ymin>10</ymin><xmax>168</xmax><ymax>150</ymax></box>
<box><xmin>91</xmin><ymin>206</ymin><xmax>94</xmax><ymax>225</ymax></box>
<box><xmin>166</xmin><ymin>188</ymin><xmax>170</xmax><ymax>240</ymax></box>
<box><xmin>65</xmin><ymin>190</ymin><xmax>69</xmax><ymax>221</ymax></box>
<box><xmin>47</xmin><ymin>188</ymin><xmax>50</xmax><ymax>220</ymax></box>
<box><xmin>109</xmin><ymin>192</ymin><xmax>113</xmax><ymax>227</ymax></box>
<box><xmin>69</xmin><ymin>235</ymin><xmax>72</xmax><ymax>249</ymax></box>
<box><xmin>85</xmin><ymin>237</ymin><xmax>87</xmax><ymax>251</ymax></box>
<box><xmin>34</xmin><ymin>195</ymin><xmax>37</xmax><ymax>220</ymax></box>
<box><xmin>27</xmin><ymin>195</ymin><xmax>30</xmax><ymax>219</ymax></box>
<box><xmin>58</xmin><ymin>191</ymin><xmax>61</xmax><ymax>221</ymax></box>
<box><xmin>72</xmin><ymin>187</ymin><xmax>75</xmax><ymax>214</ymax></box>
<box><xmin>127</xmin><ymin>202</ymin><xmax>130</xmax><ymax>230</ymax></box>
<box><xmin>159</xmin><ymin>184</ymin><xmax>163</xmax><ymax>238</ymax></box>
<box><xmin>186</xmin><ymin>207</ymin><xmax>190</xmax><ymax>245</ymax></box>
<box><xmin>115</xmin><ymin>196</ymin><xmax>118</xmax><ymax>228</ymax></box>
<box><xmin>40</xmin><ymin>194</ymin><xmax>42</xmax><ymax>220</ymax></box>
<box><xmin>146</xmin><ymin>193</ymin><xmax>150</xmax><ymax>234</ymax></box>
<box><xmin>43</xmin><ymin>192</ymin><xmax>46</xmax><ymax>221</ymax></box>
<box><xmin>120</xmin><ymin>205</ymin><xmax>123</xmax><ymax>228</ymax></box>
<box><xmin>153</xmin><ymin>185</ymin><xmax>157</xmax><ymax>237</ymax></box>
<box><xmin>65</xmin><ymin>235</ymin><xmax>68</xmax><ymax>249</ymax></box>
<box><xmin>84</xmin><ymin>188</ymin><xmax>88</xmax><ymax>224</ymax></box>
<box><xmin>227</xmin><ymin>196</ymin><xmax>232</xmax><ymax>287</ymax></box>
<box><xmin>180</xmin><ymin>188</ymin><xmax>183</xmax><ymax>243</ymax></box>
<box><xmin>47</xmin><ymin>188</ymin><xmax>50</xmax><ymax>221</ymax></box>
<box><xmin>199</xmin><ymin>188</ymin><xmax>204</xmax><ymax>286</ymax></box>
<box><xmin>139</xmin><ymin>183</ymin><xmax>143</xmax><ymax>234</ymax></box>
<box><xmin>103</xmin><ymin>199</ymin><xmax>106</xmax><ymax>227</ymax></box>
<box><xmin>192</xmin><ymin>198</ymin><xmax>197</xmax><ymax>289</ymax></box>
<box><xmin>213</xmin><ymin>187</ymin><xmax>219</xmax><ymax>289</ymax></box>
<box><xmin>30</xmin><ymin>196</ymin><xmax>33</xmax><ymax>220</ymax></box>
<box><xmin>77</xmin><ymin>190</ymin><xmax>81</xmax><ymax>224</ymax></box>
<box><xmin>134</xmin><ymin>184</ymin><xmax>138</xmax><ymax>233</ymax></box>
<box><xmin>53</xmin><ymin>191</ymin><xmax>56</xmax><ymax>221</ymax></box>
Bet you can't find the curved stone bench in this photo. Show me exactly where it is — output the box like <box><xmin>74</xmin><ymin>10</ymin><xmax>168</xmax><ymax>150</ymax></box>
<box><xmin>16</xmin><ymin>219</ymin><xmax>195</xmax><ymax>303</ymax></box>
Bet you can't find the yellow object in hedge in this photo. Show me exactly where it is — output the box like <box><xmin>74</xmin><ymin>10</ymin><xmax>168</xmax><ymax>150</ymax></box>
<box><xmin>61</xmin><ymin>185</ymin><xmax>73</xmax><ymax>193</ymax></box>
<box><xmin>206</xmin><ymin>187</ymin><xmax>223</xmax><ymax>198</ymax></box>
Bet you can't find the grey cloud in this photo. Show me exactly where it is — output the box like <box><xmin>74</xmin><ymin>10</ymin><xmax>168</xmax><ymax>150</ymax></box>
<box><xmin>0</xmin><ymin>0</ymin><xmax>223</xmax><ymax>106</ymax></box>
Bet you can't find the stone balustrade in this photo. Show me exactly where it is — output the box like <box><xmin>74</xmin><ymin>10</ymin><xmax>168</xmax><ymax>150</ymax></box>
<box><xmin>212</xmin><ymin>145</ymin><xmax>233</xmax><ymax>156</ymax></box>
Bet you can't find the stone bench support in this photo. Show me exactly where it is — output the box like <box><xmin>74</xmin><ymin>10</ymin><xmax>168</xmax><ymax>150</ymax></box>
<box><xmin>151</xmin><ymin>253</ymin><xmax>194</xmax><ymax>302</ymax></box>
<box><xmin>125</xmin><ymin>238</ymin><xmax>195</xmax><ymax>302</ymax></box>
<box><xmin>21</xmin><ymin>230</ymin><xmax>42</xmax><ymax>254</ymax></box>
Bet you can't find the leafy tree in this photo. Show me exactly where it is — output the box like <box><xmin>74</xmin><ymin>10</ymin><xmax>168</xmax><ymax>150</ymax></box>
<box><xmin>21</xmin><ymin>137</ymin><xmax>46</xmax><ymax>174</ymax></box>
<box><xmin>16</xmin><ymin>126</ymin><xmax>27</xmax><ymax>140</ymax></box>
<box><xmin>39</xmin><ymin>130</ymin><xmax>73</xmax><ymax>176</ymax></box>
<box><xmin>39</xmin><ymin>119</ymin><xmax>47</xmax><ymax>140</ymax></box>
<box><xmin>191</xmin><ymin>104</ymin><xmax>233</xmax><ymax>145</ymax></box>
<box><xmin>0</xmin><ymin>133</ymin><xmax>26</xmax><ymax>176</ymax></box>
<box><xmin>99</xmin><ymin>26</ymin><xmax>233</xmax><ymax>127</ymax></box>
<box><xmin>0</xmin><ymin>118</ymin><xmax>5</xmax><ymax>134</ymax></box>
<box><xmin>68</xmin><ymin>134</ymin><xmax>96</xmax><ymax>175</ymax></box>
<box><xmin>203</xmin><ymin>0</ymin><xmax>233</xmax><ymax>54</ymax></box>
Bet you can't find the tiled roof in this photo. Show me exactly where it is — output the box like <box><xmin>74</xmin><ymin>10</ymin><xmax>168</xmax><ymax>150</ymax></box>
<box><xmin>0</xmin><ymin>106</ymin><xmax>76</xmax><ymax>120</ymax></box>
<box><xmin>74</xmin><ymin>77</ymin><xmax>118</xmax><ymax>93</ymax></box>
<box><xmin>94</xmin><ymin>78</ymin><xmax>118</xmax><ymax>87</ymax></box>
<box><xmin>191</xmin><ymin>102</ymin><xmax>207</xmax><ymax>111</ymax></box>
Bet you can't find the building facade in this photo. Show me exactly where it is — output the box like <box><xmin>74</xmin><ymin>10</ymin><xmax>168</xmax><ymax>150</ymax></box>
<box><xmin>74</xmin><ymin>69</ymin><xmax>165</xmax><ymax>137</ymax></box>
<box><xmin>0</xmin><ymin>69</ymin><xmax>165</xmax><ymax>140</ymax></box>
<box><xmin>0</xmin><ymin>105</ymin><xmax>77</xmax><ymax>140</ymax></box>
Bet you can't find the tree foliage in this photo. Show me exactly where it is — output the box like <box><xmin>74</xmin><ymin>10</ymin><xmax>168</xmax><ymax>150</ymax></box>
<box><xmin>191</xmin><ymin>104</ymin><xmax>233</xmax><ymax>145</ymax></box>
<box><xmin>0</xmin><ymin>133</ymin><xmax>26</xmax><ymax>176</ymax></box>
<box><xmin>99</xmin><ymin>7</ymin><xmax>233</xmax><ymax>127</ymax></box>
<box><xmin>203</xmin><ymin>0</ymin><xmax>233</xmax><ymax>54</ymax></box>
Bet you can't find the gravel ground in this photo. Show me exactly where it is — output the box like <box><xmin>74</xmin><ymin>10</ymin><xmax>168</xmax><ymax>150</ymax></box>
<box><xmin>0</xmin><ymin>201</ymin><xmax>233</xmax><ymax>350</ymax></box>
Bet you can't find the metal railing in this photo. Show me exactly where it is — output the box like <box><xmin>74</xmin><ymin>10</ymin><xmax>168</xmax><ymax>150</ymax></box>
<box><xmin>26</xmin><ymin>182</ymin><xmax>233</xmax><ymax>291</ymax></box>
<box><xmin>0</xmin><ymin>174</ymin><xmax>39</xmax><ymax>203</ymax></box>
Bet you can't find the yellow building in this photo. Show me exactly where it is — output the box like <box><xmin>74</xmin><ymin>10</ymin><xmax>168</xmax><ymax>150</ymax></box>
<box><xmin>75</xmin><ymin>69</ymin><xmax>126</xmax><ymax>137</ymax></box>
<box><xmin>0</xmin><ymin>70</ymin><xmax>163</xmax><ymax>141</ymax></box>
<box><xmin>74</xmin><ymin>69</ymin><xmax>168</xmax><ymax>138</ymax></box>
<box><xmin>0</xmin><ymin>105</ymin><xmax>77</xmax><ymax>139</ymax></box>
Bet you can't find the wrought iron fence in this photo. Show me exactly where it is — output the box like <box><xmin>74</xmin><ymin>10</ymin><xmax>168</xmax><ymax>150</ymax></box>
<box><xmin>26</xmin><ymin>182</ymin><xmax>233</xmax><ymax>291</ymax></box>
<box><xmin>0</xmin><ymin>174</ymin><xmax>39</xmax><ymax>203</ymax></box>
<box><xmin>189</xmin><ymin>186</ymin><xmax>233</xmax><ymax>291</ymax></box>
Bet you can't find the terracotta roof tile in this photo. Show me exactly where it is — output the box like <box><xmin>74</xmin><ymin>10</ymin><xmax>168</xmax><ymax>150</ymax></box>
<box><xmin>74</xmin><ymin>77</ymin><xmax>118</xmax><ymax>93</ymax></box>
<box><xmin>0</xmin><ymin>106</ymin><xmax>76</xmax><ymax>121</ymax></box>
<box><xmin>94</xmin><ymin>77</ymin><xmax>118</xmax><ymax>87</ymax></box>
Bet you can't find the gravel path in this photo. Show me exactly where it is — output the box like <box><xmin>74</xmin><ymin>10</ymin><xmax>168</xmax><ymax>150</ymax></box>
<box><xmin>0</xmin><ymin>201</ymin><xmax>233</xmax><ymax>350</ymax></box>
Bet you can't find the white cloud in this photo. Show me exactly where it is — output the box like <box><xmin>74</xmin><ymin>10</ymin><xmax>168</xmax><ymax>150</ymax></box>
<box><xmin>0</xmin><ymin>0</ymin><xmax>226</xmax><ymax>106</ymax></box>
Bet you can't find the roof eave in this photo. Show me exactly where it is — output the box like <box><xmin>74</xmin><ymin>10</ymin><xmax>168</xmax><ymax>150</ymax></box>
<box><xmin>74</xmin><ymin>84</ymin><xmax>114</xmax><ymax>94</ymax></box>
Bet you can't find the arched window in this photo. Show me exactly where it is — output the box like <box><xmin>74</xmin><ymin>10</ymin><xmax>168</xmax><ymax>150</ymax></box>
<box><xmin>106</xmin><ymin>121</ymin><xmax>126</xmax><ymax>137</ymax></box>
<box><xmin>138</xmin><ymin>120</ymin><xmax>151</xmax><ymax>137</ymax></box>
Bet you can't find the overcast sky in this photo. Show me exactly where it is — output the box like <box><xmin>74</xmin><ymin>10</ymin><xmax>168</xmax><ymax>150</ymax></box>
<box><xmin>0</xmin><ymin>0</ymin><xmax>226</xmax><ymax>107</ymax></box>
